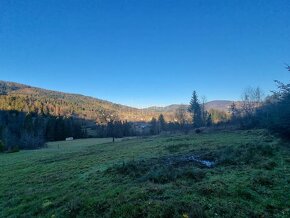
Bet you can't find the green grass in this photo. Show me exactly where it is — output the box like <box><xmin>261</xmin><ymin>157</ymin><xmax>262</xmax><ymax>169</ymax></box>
<box><xmin>0</xmin><ymin>130</ymin><xmax>289</xmax><ymax>217</ymax></box>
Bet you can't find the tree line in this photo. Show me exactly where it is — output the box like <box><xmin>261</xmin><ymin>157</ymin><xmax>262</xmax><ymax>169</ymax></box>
<box><xmin>149</xmin><ymin>93</ymin><xmax>214</xmax><ymax>135</ymax></box>
<box><xmin>148</xmin><ymin>65</ymin><xmax>290</xmax><ymax>141</ymax></box>
<box><xmin>92</xmin><ymin>120</ymin><xmax>134</xmax><ymax>138</ymax></box>
<box><xmin>228</xmin><ymin>66</ymin><xmax>290</xmax><ymax>139</ymax></box>
<box><xmin>0</xmin><ymin>111</ymin><xmax>86</xmax><ymax>151</ymax></box>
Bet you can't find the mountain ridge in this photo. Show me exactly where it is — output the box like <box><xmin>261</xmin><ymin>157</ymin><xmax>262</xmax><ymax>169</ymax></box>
<box><xmin>0</xmin><ymin>80</ymin><xmax>233</xmax><ymax>122</ymax></box>
<box><xmin>145</xmin><ymin>100</ymin><xmax>233</xmax><ymax>112</ymax></box>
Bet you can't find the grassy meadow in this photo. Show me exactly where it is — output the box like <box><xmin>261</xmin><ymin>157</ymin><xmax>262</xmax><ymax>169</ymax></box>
<box><xmin>0</xmin><ymin>130</ymin><xmax>289</xmax><ymax>217</ymax></box>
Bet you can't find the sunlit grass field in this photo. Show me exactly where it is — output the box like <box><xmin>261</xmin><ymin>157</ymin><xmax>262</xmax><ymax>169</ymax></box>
<box><xmin>0</xmin><ymin>130</ymin><xmax>289</xmax><ymax>217</ymax></box>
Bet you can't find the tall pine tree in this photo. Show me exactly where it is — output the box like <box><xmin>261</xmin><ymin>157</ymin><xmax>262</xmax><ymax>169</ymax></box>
<box><xmin>188</xmin><ymin>91</ymin><xmax>203</xmax><ymax>128</ymax></box>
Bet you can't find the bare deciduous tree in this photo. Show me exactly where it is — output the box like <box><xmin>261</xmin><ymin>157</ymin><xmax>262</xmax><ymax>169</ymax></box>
<box><xmin>241</xmin><ymin>87</ymin><xmax>264</xmax><ymax>117</ymax></box>
<box><xmin>175</xmin><ymin>107</ymin><xmax>187</xmax><ymax>126</ymax></box>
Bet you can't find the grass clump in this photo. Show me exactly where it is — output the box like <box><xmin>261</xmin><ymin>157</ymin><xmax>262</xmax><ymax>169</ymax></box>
<box><xmin>144</xmin><ymin>165</ymin><xmax>178</xmax><ymax>183</ymax></box>
<box><xmin>107</xmin><ymin>159</ymin><xmax>207</xmax><ymax>184</ymax></box>
<box><xmin>111</xmin><ymin>160</ymin><xmax>150</xmax><ymax>178</ymax></box>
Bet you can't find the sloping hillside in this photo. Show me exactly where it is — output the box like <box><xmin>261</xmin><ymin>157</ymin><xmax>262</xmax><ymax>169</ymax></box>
<box><xmin>0</xmin><ymin>81</ymin><xmax>232</xmax><ymax>122</ymax></box>
<box><xmin>204</xmin><ymin>100</ymin><xmax>232</xmax><ymax>111</ymax></box>
<box><xmin>0</xmin><ymin>81</ymin><xmax>157</xmax><ymax>122</ymax></box>
<box><xmin>1</xmin><ymin>130</ymin><xmax>288</xmax><ymax>217</ymax></box>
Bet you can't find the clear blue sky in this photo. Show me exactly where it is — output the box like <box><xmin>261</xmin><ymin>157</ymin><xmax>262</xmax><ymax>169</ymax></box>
<box><xmin>0</xmin><ymin>0</ymin><xmax>289</xmax><ymax>108</ymax></box>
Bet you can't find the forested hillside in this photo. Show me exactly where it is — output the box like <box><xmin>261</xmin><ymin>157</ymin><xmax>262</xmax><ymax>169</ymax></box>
<box><xmin>0</xmin><ymin>81</ymin><xmax>231</xmax><ymax>123</ymax></box>
<box><xmin>0</xmin><ymin>81</ymin><xmax>160</xmax><ymax>122</ymax></box>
